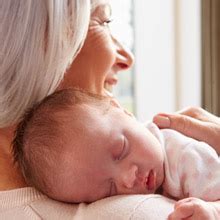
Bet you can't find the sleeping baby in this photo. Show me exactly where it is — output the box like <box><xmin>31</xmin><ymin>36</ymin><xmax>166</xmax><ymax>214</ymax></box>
<box><xmin>13</xmin><ymin>89</ymin><xmax>220</xmax><ymax>219</ymax></box>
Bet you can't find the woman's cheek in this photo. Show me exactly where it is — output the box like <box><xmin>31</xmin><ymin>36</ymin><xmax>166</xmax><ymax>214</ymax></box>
<box><xmin>90</xmin><ymin>28</ymin><xmax>115</xmax><ymax>56</ymax></box>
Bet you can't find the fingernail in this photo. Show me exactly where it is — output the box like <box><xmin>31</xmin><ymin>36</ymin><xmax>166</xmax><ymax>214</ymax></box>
<box><xmin>154</xmin><ymin>115</ymin><xmax>170</xmax><ymax>128</ymax></box>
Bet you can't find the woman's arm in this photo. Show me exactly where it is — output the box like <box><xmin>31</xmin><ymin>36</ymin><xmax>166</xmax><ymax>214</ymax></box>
<box><xmin>153</xmin><ymin>107</ymin><xmax>220</xmax><ymax>154</ymax></box>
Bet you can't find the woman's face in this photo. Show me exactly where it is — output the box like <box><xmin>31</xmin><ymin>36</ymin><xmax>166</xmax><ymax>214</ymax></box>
<box><xmin>59</xmin><ymin>1</ymin><xmax>134</xmax><ymax>95</ymax></box>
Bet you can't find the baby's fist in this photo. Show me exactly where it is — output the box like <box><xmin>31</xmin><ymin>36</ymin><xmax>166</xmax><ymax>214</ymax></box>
<box><xmin>168</xmin><ymin>197</ymin><xmax>219</xmax><ymax>220</ymax></box>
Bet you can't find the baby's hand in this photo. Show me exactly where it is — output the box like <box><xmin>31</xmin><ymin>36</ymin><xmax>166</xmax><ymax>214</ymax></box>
<box><xmin>168</xmin><ymin>197</ymin><xmax>219</xmax><ymax>220</ymax></box>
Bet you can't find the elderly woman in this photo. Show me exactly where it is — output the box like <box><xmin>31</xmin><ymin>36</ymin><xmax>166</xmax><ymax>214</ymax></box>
<box><xmin>0</xmin><ymin>0</ymin><xmax>173</xmax><ymax>219</ymax></box>
<box><xmin>0</xmin><ymin>0</ymin><xmax>218</xmax><ymax>219</ymax></box>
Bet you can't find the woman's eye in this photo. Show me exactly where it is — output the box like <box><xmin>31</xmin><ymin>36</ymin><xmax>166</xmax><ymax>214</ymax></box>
<box><xmin>102</xmin><ymin>19</ymin><xmax>113</xmax><ymax>27</ymax></box>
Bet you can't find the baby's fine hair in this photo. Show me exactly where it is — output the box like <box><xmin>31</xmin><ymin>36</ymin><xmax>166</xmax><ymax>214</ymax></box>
<box><xmin>13</xmin><ymin>88</ymin><xmax>108</xmax><ymax>196</ymax></box>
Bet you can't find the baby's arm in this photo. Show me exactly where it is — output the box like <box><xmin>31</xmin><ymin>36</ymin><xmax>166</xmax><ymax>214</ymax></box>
<box><xmin>162</xmin><ymin>129</ymin><xmax>220</xmax><ymax>200</ymax></box>
<box><xmin>161</xmin><ymin>129</ymin><xmax>220</xmax><ymax>219</ymax></box>
<box><xmin>168</xmin><ymin>198</ymin><xmax>220</xmax><ymax>220</ymax></box>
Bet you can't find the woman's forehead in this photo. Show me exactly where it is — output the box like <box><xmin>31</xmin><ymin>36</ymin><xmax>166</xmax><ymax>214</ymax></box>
<box><xmin>92</xmin><ymin>0</ymin><xmax>109</xmax><ymax>5</ymax></box>
<box><xmin>91</xmin><ymin>0</ymin><xmax>110</xmax><ymax>11</ymax></box>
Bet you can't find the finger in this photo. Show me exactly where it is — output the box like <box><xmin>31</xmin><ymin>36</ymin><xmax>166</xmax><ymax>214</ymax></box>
<box><xmin>153</xmin><ymin>113</ymin><xmax>205</xmax><ymax>134</ymax></box>
<box><xmin>169</xmin><ymin>202</ymin><xmax>194</xmax><ymax>219</ymax></box>
<box><xmin>176</xmin><ymin>106</ymin><xmax>203</xmax><ymax>116</ymax></box>
<box><xmin>153</xmin><ymin>113</ymin><xmax>217</xmax><ymax>144</ymax></box>
<box><xmin>176</xmin><ymin>107</ymin><xmax>220</xmax><ymax>124</ymax></box>
<box><xmin>175</xmin><ymin>198</ymin><xmax>196</xmax><ymax>209</ymax></box>
<box><xmin>168</xmin><ymin>213</ymin><xmax>194</xmax><ymax>220</ymax></box>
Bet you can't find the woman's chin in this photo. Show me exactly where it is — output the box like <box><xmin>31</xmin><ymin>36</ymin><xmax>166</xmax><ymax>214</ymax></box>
<box><xmin>104</xmin><ymin>82</ymin><xmax>113</xmax><ymax>91</ymax></box>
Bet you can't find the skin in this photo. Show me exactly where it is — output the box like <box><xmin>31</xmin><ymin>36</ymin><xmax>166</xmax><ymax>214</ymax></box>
<box><xmin>154</xmin><ymin>107</ymin><xmax>220</xmax><ymax>219</ymax></box>
<box><xmin>0</xmin><ymin>126</ymin><xmax>26</xmax><ymax>189</ymax></box>
<box><xmin>59</xmin><ymin>2</ymin><xmax>134</xmax><ymax>95</ymax></box>
<box><xmin>0</xmin><ymin>1</ymin><xmax>134</xmax><ymax>190</ymax></box>
<box><xmin>168</xmin><ymin>198</ymin><xmax>220</xmax><ymax>220</ymax></box>
<box><xmin>153</xmin><ymin>107</ymin><xmax>220</xmax><ymax>155</ymax></box>
<box><xmin>48</xmin><ymin>103</ymin><xmax>220</xmax><ymax>219</ymax></box>
<box><xmin>51</xmin><ymin>104</ymin><xmax>165</xmax><ymax>203</ymax></box>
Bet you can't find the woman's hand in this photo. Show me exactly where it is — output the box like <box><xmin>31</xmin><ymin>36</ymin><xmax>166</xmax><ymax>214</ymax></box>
<box><xmin>153</xmin><ymin>107</ymin><xmax>220</xmax><ymax>154</ymax></box>
<box><xmin>168</xmin><ymin>197</ymin><xmax>219</xmax><ymax>220</ymax></box>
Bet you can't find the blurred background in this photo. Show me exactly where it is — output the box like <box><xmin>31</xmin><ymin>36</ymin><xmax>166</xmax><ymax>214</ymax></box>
<box><xmin>110</xmin><ymin>0</ymin><xmax>220</xmax><ymax>121</ymax></box>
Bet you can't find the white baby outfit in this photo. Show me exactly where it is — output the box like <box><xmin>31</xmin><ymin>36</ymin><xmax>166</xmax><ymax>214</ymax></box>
<box><xmin>146</xmin><ymin>122</ymin><xmax>220</xmax><ymax>201</ymax></box>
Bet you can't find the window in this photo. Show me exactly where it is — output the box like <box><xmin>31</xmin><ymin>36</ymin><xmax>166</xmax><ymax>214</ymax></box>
<box><xmin>202</xmin><ymin>0</ymin><xmax>220</xmax><ymax>115</ymax></box>
<box><xmin>111</xmin><ymin>0</ymin><xmax>202</xmax><ymax>121</ymax></box>
<box><xmin>110</xmin><ymin>0</ymin><xmax>135</xmax><ymax>113</ymax></box>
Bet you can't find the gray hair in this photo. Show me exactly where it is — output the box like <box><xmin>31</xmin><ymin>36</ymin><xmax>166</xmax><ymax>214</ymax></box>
<box><xmin>0</xmin><ymin>0</ymin><xmax>90</xmax><ymax>127</ymax></box>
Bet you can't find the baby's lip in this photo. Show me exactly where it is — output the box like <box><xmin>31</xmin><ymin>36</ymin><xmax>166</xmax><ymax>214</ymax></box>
<box><xmin>145</xmin><ymin>170</ymin><xmax>156</xmax><ymax>191</ymax></box>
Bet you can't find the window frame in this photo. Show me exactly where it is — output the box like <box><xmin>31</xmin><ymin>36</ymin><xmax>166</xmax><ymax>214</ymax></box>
<box><xmin>202</xmin><ymin>0</ymin><xmax>220</xmax><ymax>115</ymax></box>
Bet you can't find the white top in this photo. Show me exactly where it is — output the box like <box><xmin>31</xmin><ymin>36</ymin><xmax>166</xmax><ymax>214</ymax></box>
<box><xmin>0</xmin><ymin>187</ymin><xmax>174</xmax><ymax>219</ymax></box>
<box><xmin>147</xmin><ymin>122</ymin><xmax>220</xmax><ymax>201</ymax></box>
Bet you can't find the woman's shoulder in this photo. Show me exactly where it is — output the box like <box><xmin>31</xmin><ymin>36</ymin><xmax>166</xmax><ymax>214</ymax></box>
<box><xmin>0</xmin><ymin>187</ymin><xmax>174</xmax><ymax>220</ymax></box>
<box><xmin>0</xmin><ymin>187</ymin><xmax>79</xmax><ymax>220</ymax></box>
<box><xmin>83</xmin><ymin>194</ymin><xmax>174</xmax><ymax>219</ymax></box>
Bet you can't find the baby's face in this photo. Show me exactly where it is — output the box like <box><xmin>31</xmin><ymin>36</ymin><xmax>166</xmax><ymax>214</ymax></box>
<box><xmin>54</xmin><ymin>104</ymin><xmax>165</xmax><ymax>203</ymax></box>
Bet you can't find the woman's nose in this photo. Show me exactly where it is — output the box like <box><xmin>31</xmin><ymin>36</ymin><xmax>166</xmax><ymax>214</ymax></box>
<box><xmin>120</xmin><ymin>164</ymin><xmax>138</xmax><ymax>189</ymax></box>
<box><xmin>113</xmin><ymin>37</ymin><xmax>134</xmax><ymax>71</ymax></box>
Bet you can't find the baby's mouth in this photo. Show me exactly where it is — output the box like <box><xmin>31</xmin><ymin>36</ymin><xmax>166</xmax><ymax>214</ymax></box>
<box><xmin>145</xmin><ymin>170</ymin><xmax>156</xmax><ymax>191</ymax></box>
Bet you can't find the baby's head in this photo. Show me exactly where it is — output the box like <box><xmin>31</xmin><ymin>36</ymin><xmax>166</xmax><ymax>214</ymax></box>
<box><xmin>13</xmin><ymin>89</ymin><xmax>164</xmax><ymax>203</ymax></box>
